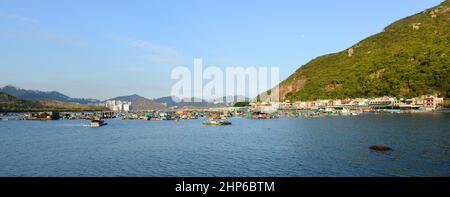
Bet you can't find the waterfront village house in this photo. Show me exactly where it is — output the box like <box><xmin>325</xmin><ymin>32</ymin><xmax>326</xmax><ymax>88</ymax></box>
<box><xmin>417</xmin><ymin>94</ymin><xmax>444</xmax><ymax>110</ymax></box>
<box><xmin>281</xmin><ymin>100</ymin><xmax>292</xmax><ymax>108</ymax></box>
<box><xmin>249</xmin><ymin>102</ymin><xmax>267</xmax><ymax>111</ymax></box>
<box><xmin>368</xmin><ymin>96</ymin><xmax>395</xmax><ymax>106</ymax></box>
<box><xmin>250</xmin><ymin>102</ymin><xmax>266</xmax><ymax>110</ymax></box>
<box><xmin>260</xmin><ymin>105</ymin><xmax>278</xmax><ymax>114</ymax></box>
<box><xmin>305</xmin><ymin>101</ymin><xmax>315</xmax><ymax>108</ymax></box>
<box><xmin>249</xmin><ymin>102</ymin><xmax>258</xmax><ymax>110</ymax></box>
<box><xmin>354</xmin><ymin>99</ymin><xmax>369</xmax><ymax>106</ymax></box>
<box><xmin>327</xmin><ymin>100</ymin><xmax>335</xmax><ymax>106</ymax></box>
<box><xmin>292</xmin><ymin>101</ymin><xmax>306</xmax><ymax>109</ymax></box>
<box><xmin>250</xmin><ymin>102</ymin><xmax>279</xmax><ymax>113</ymax></box>
<box><xmin>340</xmin><ymin>99</ymin><xmax>352</xmax><ymax>106</ymax></box>
<box><xmin>316</xmin><ymin>100</ymin><xmax>331</xmax><ymax>107</ymax></box>
<box><xmin>404</xmin><ymin>98</ymin><xmax>416</xmax><ymax>105</ymax></box>
<box><xmin>291</xmin><ymin>101</ymin><xmax>326</xmax><ymax>109</ymax></box>
<box><xmin>331</xmin><ymin>100</ymin><xmax>342</xmax><ymax>106</ymax></box>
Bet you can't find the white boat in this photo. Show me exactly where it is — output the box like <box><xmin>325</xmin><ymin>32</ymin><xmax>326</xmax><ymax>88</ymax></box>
<box><xmin>84</xmin><ymin>118</ymin><xmax>107</xmax><ymax>127</ymax></box>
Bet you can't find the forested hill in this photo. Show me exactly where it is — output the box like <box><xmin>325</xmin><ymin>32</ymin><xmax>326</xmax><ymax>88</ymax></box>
<box><xmin>270</xmin><ymin>0</ymin><xmax>449</xmax><ymax>101</ymax></box>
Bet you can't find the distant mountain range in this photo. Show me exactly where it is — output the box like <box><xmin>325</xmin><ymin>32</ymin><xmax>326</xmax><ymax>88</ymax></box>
<box><xmin>105</xmin><ymin>94</ymin><xmax>166</xmax><ymax>111</ymax></box>
<box><xmin>154</xmin><ymin>96</ymin><xmax>179</xmax><ymax>107</ymax></box>
<box><xmin>106</xmin><ymin>94</ymin><xmax>147</xmax><ymax>102</ymax></box>
<box><xmin>213</xmin><ymin>96</ymin><xmax>251</xmax><ymax>103</ymax></box>
<box><xmin>109</xmin><ymin>95</ymin><xmax>214</xmax><ymax>109</ymax></box>
<box><xmin>106</xmin><ymin>94</ymin><xmax>251</xmax><ymax>109</ymax></box>
<box><xmin>154</xmin><ymin>96</ymin><xmax>250</xmax><ymax>108</ymax></box>
<box><xmin>0</xmin><ymin>92</ymin><xmax>107</xmax><ymax>112</ymax></box>
<box><xmin>0</xmin><ymin>85</ymin><xmax>100</xmax><ymax>104</ymax></box>
<box><xmin>153</xmin><ymin>96</ymin><xmax>209</xmax><ymax>108</ymax></box>
<box><xmin>1</xmin><ymin>85</ymin><xmax>251</xmax><ymax>110</ymax></box>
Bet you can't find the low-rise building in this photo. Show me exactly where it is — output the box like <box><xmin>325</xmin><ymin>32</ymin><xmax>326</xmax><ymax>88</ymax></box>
<box><xmin>368</xmin><ymin>96</ymin><xmax>395</xmax><ymax>106</ymax></box>
<box><xmin>417</xmin><ymin>94</ymin><xmax>444</xmax><ymax>110</ymax></box>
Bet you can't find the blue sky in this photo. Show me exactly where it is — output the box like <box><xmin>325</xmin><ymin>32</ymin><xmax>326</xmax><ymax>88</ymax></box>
<box><xmin>0</xmin><ymin>0</ymin><xmax>444</xmax><ymax>100</ymax></box>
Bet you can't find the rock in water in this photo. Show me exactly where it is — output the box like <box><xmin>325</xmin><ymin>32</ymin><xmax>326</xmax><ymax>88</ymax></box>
<box><xmin>370</xmin><ymin>144</ymin><xmax>392</xmax><ymax>152</ymax></box>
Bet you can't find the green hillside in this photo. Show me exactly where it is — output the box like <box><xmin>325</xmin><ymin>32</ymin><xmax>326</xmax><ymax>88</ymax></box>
<box><xmin>273</xmin><ymin>0</ymin><xmax>449</xmax><ymax>101</ymax></box>
<box><xmin>0</xmin><ymin>92</ymin><xmax>39</xmax><ymax>111</ymax></box>
<box><xmin>0</xmin><ymin>92</ymin><xmax>107</xmax><ymax>112</ymax></box>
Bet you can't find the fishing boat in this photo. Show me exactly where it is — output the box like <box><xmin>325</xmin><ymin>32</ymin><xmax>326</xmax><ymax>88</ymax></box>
<box><xmin>84</xmin><ymin>118</ymin><xmax>107</xmax><ymax>127</ymax></box>
<box><xmin>203</xmin><ymin>119</ymin><xmax>232</xmax><ymax>126</ymax></box>
<box><xmin>0</xmin><ymin>115</ymin><xmax>18</xmax><ymax>121</ymax></box>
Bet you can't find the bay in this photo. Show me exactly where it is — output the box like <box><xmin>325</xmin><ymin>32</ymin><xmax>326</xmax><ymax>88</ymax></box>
<box><xmin>0</xmin><ymin>113</ymin><xmax>448</xmax><ymax>177</ymax></box>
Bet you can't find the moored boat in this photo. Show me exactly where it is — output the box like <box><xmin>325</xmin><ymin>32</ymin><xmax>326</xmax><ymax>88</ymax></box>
<box><xmin>203</xmin><ymin>119</ymin><xmax>232</xmax><ymax>126</ymax></box>
<box><xmin>84</xmin><ymin>118</ymin><xmax>107</xmax><ymax>127</ymax></box>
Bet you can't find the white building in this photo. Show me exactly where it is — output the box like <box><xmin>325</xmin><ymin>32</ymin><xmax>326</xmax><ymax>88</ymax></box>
<box><xmin>123</xmin><ymin>103</ymin><xmax>130</xmax><ymax>112</ymax></box>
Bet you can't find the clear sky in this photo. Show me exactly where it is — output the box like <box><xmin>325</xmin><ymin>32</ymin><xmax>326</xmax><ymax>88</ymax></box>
<box><xmin>0</xmin><ymin>0</ymin><xmax>444</xmax><ymax>100</ymax></box>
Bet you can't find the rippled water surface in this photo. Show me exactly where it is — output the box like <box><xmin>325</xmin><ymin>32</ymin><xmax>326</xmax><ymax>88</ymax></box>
<box><xmin>0</xmin><ymin>113</ymin><xmax>449</xmax><ymax>177</ymax></box>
